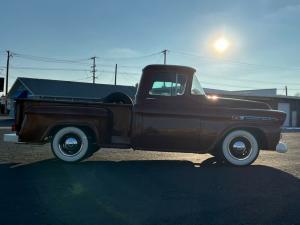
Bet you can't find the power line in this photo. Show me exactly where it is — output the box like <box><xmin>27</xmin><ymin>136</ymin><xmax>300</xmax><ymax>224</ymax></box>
<box><xmin>8</xmin><ymin>73</ymin><xmax>93</xmax><ymax>82</ymax></box>
<box><xmin>10</xmin><ymin>66</ymin><xmax>89</xmax><ymax>72</ymax></box>
<box><xmin>171</xmin><ymin>50</ymin><xmax>300</xmax><ymax>72</ymax></box>
<box><xmin>8</xmin><ymin>65</ymin><xmax>300</xmax><ymax>87</ymax></box>
<box><xmin>201</xmin><ymin>80</ymin><xmax>299</xmax><ymax>91</ymax></box>
<box><xmin>118</xmin><ymin>65</ymin><xmax>143</xmax><ymax>69</ymax></box>
<box><xmin>96</xmin><ymin>69</ymin><xmax>140</xmax><ymax>75</ymax></box>
<box><xmin>96</xmin><ymin>51</ymin><xmax>162</xmax><ymax>61</ymax></box>
<box><xmin>201</xmin><ymin>81</ymin><xmax>258</xmax><ymax>89</ymax></box>
<box><xmin>12</xmin><ymin>52</ymin><xmax>90</xmax><ymax>65</ymax></box>
<box><xmin>196</xmin><ymin>73</ymin><xmax>300</xmax><ymax>86</ymax></box>
<box><xmin>70</xmin><ymin>76</ymin><xmax>93</xmax><ymax>82</ymax></box>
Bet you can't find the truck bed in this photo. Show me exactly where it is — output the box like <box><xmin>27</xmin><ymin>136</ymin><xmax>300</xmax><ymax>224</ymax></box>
<box><xmin>14</xmin><ymin>98</ymin><xmax>133</xmax><ymax>145</ymax></box>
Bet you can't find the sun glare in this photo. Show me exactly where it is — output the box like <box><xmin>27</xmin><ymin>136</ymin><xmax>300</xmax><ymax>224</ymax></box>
<box><xmin>213</xmin><ymin>37</ymin><xmax>230</xmax><ymax>53</ymax></box>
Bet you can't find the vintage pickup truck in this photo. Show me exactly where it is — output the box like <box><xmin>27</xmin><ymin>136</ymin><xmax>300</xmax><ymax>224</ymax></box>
<box><xmin>4</xmin><ymin>64</ymin><xmax>288</xmax><ymax>166</ymax></box>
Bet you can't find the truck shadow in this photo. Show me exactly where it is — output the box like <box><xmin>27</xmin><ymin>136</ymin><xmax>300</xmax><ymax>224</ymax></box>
<box><xmin>0</xmin><ymin>158</ymin><xmax>299</xmax><ymax>225</ymax></box>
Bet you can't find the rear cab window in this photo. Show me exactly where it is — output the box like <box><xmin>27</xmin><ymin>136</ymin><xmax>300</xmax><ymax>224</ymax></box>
<box><xmin>149</xmin><ymin>73</ymin><xmax>187</xmax><ymax>96</ymax></box>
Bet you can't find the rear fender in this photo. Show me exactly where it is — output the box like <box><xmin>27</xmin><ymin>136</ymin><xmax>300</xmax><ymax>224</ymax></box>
<box><xmin>42</xmin><ymin>121</ymin><xmax>103</xmax><ymax>144</ymax></box>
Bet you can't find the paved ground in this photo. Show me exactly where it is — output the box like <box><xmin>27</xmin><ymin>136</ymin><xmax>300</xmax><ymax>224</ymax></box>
<box><xmin>0</xmin><ymin>129</ymin><xmax>299</xmax><ymax>225</ymax></box>
<box><xmin>0</xmin><ymin>115</ymin><xmax>14</xmax><ymax>127</ymax></box>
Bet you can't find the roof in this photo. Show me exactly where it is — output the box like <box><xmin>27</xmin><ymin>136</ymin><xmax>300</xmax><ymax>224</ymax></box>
<box><xmin>8</xmin><ymin>77</ymin><xmax>137</xmax><ymax>99</ymax></box>
<box><xmin>143</xmin><ymin>64</ymin><xmax>196</xmax><ymax>74</ymax></box>
<box><xmin>205</xmin><ymin>87</ymin><xmax>300</xmax><ymax>100</ymax></box>
<box><xmin>204</xmin><ymin>88</ymin><xmax>277</xmax><ymax>97</ymax></box>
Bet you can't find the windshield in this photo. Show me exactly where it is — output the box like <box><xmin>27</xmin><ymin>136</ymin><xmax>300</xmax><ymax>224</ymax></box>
<box><xmin>191</xmin><ymin>74</ymin><xmax>205</xmax><ymax>95</ymax></box>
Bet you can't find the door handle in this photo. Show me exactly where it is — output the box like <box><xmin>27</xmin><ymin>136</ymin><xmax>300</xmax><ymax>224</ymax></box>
<box><xmin>145</xmin><ymin>97</ymin><xmax>156</xmax><ymax>100</ymax></box>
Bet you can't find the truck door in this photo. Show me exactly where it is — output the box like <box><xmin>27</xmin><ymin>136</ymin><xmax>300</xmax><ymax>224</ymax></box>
<box><xmin>133</xmin><ymin>72</ymin><xmax>201</xmax><ymax>152</ymax></box>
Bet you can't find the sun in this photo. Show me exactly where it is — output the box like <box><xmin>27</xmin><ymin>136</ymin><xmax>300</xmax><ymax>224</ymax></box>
<box><xmin>213</xmin><ymin>37</ymin><xmax>230</xmax><ymax>53</ymax></box>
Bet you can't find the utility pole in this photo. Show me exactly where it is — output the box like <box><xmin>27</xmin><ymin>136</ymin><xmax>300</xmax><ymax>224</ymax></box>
<box><xmin>285</xmin><ymin>85</ymin><xmax>288</xmax><ymax>96</ymax></box>
<box><xmin>114</xmin><ymin>64</ymin><xmax>118</xmax><ymax>85</ymax></box>
<box><xmin>91</xmin><ymin>56</ymin><xmax>96</xmax><ymax>84</ymax></box>
<box><xmin>5</xmin><ymin>50</ymin><xmax>11</xmax><ymax>96</ymax></box>
<box><xmin>162</xmin><ymin>49</ymin><xmax>168</xmax><ymax>65</ymax></box>
<box><xmin>5</xmin><ymin>50</ymin><xmax>12</xmax><ymax>114</ymax></box>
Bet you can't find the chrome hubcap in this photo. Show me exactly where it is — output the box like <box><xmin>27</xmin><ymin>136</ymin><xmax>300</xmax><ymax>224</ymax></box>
<box><xmin>232</xmin><ymin>141</ymin><xmax>246</xmax><ymax>151</ymax></box>
<box><xmin>64</xmin><ymin>137</ymin><xmax>79</xmax><ymax>150</ymax></box>
<box><xmin>229</xmin><ymin>137</ymin><xmax>251</xmax><ymax>160</ymax></box>
<box><xmin>59</xmin><ymin>134</ymin><xmax>82</xmax><ymax>156</ymax></box>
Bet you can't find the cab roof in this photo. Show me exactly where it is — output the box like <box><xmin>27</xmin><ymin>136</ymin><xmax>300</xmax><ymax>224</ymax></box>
<box><xmin>143</xmin><ymin>64</ymin><xmax>196</xmax><ymax>74</ymax></box>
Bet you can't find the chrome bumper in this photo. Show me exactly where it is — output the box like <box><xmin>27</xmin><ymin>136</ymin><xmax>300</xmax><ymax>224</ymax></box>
<box><xmin>3</xmin><ymin>133</ymin><xmax>19</xmax><ymax>143</ymax></box>
<box><xmin>276</xmin><ymin>142</ymin><xmax>288</xmax><ymax>153</ymax></box>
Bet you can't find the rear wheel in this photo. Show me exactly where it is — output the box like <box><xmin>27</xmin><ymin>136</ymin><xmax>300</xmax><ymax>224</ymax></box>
<box><xmin>221</xmin><ymin>130</ymin><xmax>259</xmax><ymax>166</ymax></box>
<box><xmin>51</xmin><ymin>127</ymin><xmax>94</xmax><ymax>162</ymax></box>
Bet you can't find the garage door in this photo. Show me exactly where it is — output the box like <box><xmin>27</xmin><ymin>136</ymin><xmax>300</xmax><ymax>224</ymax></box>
<box><xmin>278</xmin><ymin>103</ymin><xmax>290</xmax><ymax>127</ymax></box>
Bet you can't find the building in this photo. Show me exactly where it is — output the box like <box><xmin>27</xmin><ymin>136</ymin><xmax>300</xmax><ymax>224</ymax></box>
<box><xmin>8</xmin><ymin>77</ymin><xmax>136</xmax><ymax>101</ymax></box>
<box><xmin>205</xmin><ymin>88</ymin><xmax>300</xmax><ymax>127</ymax></box>
<box><xmin>6</xmin><ymin>77</ymin><xmax>137</xmax><ymax>115</ymax></box>
<box><xmin>6</xmin><ymin>77</ymin><xmax>300</xmax><ymax>127</ymax></box>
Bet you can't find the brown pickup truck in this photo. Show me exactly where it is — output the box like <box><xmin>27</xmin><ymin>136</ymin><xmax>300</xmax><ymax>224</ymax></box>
<box><xmin>4</xmin><ymin>64</ymin><xmax>288</xmax><ymax>166</ymax></box>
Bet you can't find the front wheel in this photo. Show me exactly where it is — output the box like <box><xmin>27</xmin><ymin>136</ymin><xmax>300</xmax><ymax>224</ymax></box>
<box><xmin>51</xmin><ymin>127</ymin><xmax>93</xmax><ymax>162</ymax></box>
<box><xmin>221</xmin><ymin>130</ymin><xmax>259</xmax><ymax>166</ymax></box>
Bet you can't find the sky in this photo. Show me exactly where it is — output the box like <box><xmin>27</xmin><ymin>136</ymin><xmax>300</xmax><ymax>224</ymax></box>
<box><xmin>0</xmin><ymin>0</ymin><xmax>300</xmax><ymax>95</ymax></box>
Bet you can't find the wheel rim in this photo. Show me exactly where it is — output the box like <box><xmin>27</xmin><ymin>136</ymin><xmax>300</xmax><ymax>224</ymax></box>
<box><xmin>58</xmin><ymin>133</ymin><xmax>83</xmax><ymax>156</ymax></box>
<box><xmin>228</xmin><ymin>137</ymin><xmax>252</xmax><ymax>160</ymax></box>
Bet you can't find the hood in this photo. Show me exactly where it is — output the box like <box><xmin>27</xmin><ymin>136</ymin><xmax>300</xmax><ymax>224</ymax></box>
<box><xmin>205</xmin><ymin>96</ymin><xmax>271</xmax><ymax>110</ymax></box>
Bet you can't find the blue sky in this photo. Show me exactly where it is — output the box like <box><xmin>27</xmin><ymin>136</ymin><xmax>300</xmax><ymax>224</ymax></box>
<box><xmin>0</xmin><ymin>0</ymin><xmax>300</xmax><ymax>95</ymax></box>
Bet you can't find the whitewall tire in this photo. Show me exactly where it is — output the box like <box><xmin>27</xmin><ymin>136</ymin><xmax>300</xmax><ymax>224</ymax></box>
<box><xmin>221</xmin><ymin>130</ymin><xmax>259</xmax><ymax>166</ymax></box>
<box><xmin>51</xmin><ymin>127</ymin><xmax>90</xmax><ymax>162</ymax></box>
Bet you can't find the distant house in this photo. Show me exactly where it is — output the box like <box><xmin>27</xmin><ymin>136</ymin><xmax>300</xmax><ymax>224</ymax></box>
<box><xmin>7</xmin><ymin>77</ymin><xmax>137</xmax><ymax>115</ymax></box>
<box><xmin>8</xmin><ymin>77</ymin><xmax>137</xmax><ymax>101</ymax></box>
<box><xmin>204</xmin><ymin>88</ymin><xmax>277</xmax><ymax>97</ymax></box>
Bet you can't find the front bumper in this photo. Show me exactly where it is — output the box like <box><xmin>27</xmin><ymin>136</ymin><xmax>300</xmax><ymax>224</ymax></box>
<box><xmin>3</xmin><ymin>133</ymin><xmax>19</xmax><ymax>143</ymax></box>
<box><xmin>276</xmin><ymin>142</ymin><xmax>288</xmax><ymax>153</ymax></box>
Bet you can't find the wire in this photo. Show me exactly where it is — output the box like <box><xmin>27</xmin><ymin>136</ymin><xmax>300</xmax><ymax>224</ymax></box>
<box><xmin>171</xmin><ymin>50</ymin><xmax>300</xmax><ymax>72</ymax></box>
<box><xmin>70</xmin><ymin>76</ymin><xmax>93</xmax><ymax>82</ymax></box>
<box><xmin>196</xmin><ymin>73</ymin><xmax>300</xmax><ymax>86</ymax></box>
<box><xmin>96</xmin><ymin>51</ymin><xmax>162</xmax><ymax>61</ymax></box>
<box><xmin>11</xmin><ymin>66</ymin><xmax>89</xmax><ymax>72</ymax></box>
<box><xmin>12</xmin><ymin>52</ymin><xmax>91</xmax><ymax>65</ymax></box>
<box><xmin>97</xmin><ymin>69</ymin><xmax>140</xmax><ymax>76</ymax></box>
<box><xmin>201</xmin><ymin>80</ymin><xmax>300</xmax><ymax>91</ymax></box>
<box><xmin>118</xmin><ymin>65</ymin><xmax>143</xmax><ymax>69</ymax></box>
<box><xmin>201</xmin><ymin>81</ymin><xmax>258</xmax><ymax>89</ymax></box>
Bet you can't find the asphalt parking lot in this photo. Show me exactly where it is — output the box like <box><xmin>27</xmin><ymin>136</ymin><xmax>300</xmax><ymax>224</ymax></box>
<box><xmin>0</xmin><ymin>128</ymin><xmax>299</xmax><ymax>225</ymax></box>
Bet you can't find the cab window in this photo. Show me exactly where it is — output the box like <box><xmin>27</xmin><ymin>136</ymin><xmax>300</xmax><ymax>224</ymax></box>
<box><xmin>149</xmin><ymin>74</ymin><xmax>187</xmax><ymax>96</ymax></box>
